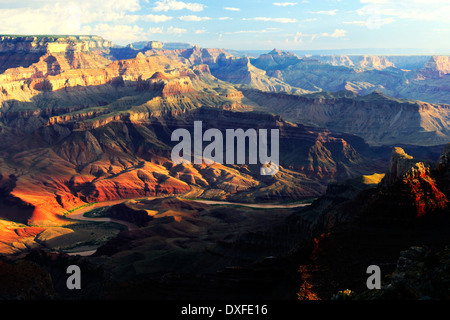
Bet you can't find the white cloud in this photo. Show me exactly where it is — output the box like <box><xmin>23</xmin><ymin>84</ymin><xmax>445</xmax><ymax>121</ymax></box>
<box><xmin>243</xmin><ymin>17</ymin><xmax>298</xmax><ymax>23</ymax></box>
<box><xmin>343</xmin><ymin>17</ymin><xmax>394</xmax><ymax>29</ymax></box>
<box><xmin>312</xmin><ymin>9</ymin><xmax>338</xmax><ymax>15</ymax></box>
<box><xmin>224</xmin><ymin>7</ymin><xmax>240</xmax><ymax>11</ymax></box>
<box><xmin>152</xmin><ymin>0</ymin><xmax>205</xmax><ymax>12</ymax></box>
<box><xmin>0</xmin><ymin>0</ymin><xmax>142</xmax><ymax>35</ymax></box>
<box><xmin>223</xmin><ymin>28</ymin><xmax>281</xmax><ymax>35</ymax></box>
<box><xmin>195</xmin><ymin>29</ymin><xmax>207</xmax><ymax>34</ymax></box>
<box><xmin>141</xmin><ymin>14</ymin><xmax>173</xmax><ymax>23</ymax></box>
<box><xmin>285</xmin><ymin>28</ymin><xmax>347</xmax><ymax>43</ymax></box>
<box><xmin>219</xmin><ymin>17</ymin><xmax>233</xmax><ymax>20</ymax></box>
<box><xmin>93</xmin><ymin>24</ymin><xmax>144</xmax><ymax>42</ymax></box>
<box><xmin>285</xmin><ymin>32</ymin><xmax>303</xmax><ymax>44</ymax></box>
<box><xmin>179</xmin><ymin>15</ymin><xmax>212</xmax><ymax>22</ymax></box>
<box><xmin>273</xmin><ymin>2</ymin><xmax>298</xmax><ymax>6</ymax></box>
<box><xmin>0</xmin><ymin>0</ymin><xmax>184</xmax><ymax>45</ymax></box>
<box><xmin>357</xmin><ymin>0</ymin><xmax>450</xmax><ymax>22</ymax></box>
<box><xmin>148</xmin><ymin>27</ymin><xmax>165</xmax><ymax>34</ymax></box>
<box><xmin>320</xmin><ymin>28</ymin><xmax>347</xmax><ymax>38</ymax></box>
<box><xmin>149</xmin><ymin>26</ymin><xmax>187</xmax><ymax>34</ymax></box>
<box><xmin>167</xmin><ymin>26</ymin><xmax>188</xmax><ymax>34</ymax></box>
<box><xmin>342</xmin><ymin>20</ymin><xmax>366</xmax><ymax>26</ymax></box>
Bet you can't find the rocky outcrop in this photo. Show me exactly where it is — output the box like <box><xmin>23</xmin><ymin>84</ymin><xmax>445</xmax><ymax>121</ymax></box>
<box><xmin>382</xmin><ymin>147</ymin><xmax>422</xmax><ymax>185</ymax></box>
<box><xmin>251</xmin><ymin>49</ymin><xmax>301</xmax><ymax>70</ymax></box>
<box><xmin>143</xmin><ymin>46</ymin><xmax>233</xmax><ymax>66</ymax></box>
<box><xmin>209</xmin><ymin>56</ymin><xmax>299</xmax><ymax>93</ymax></box>
<box><xmin>137</xmin><ymin>73</ymin><xmax>195</xmax><ymax>97</ymax></box>
<box><xmin>376</xmin><ymin>147</ymin><xmax>448</xmax><ymax>217</ymax></box>
<box><xmin>312</xmin><ymin>55</ymin><xmax>395</xmax><ymax>70</ymax></box>
<box><xmin>246</xmin><ymin>50</ymin><xmax>450</xmax><ymax>105</ymax></box>
<box><xmin>0</xmin><ymin>51</ymin><xmax>189</xmax><ymax>107</ymax></box>
<box><xmin>419</xmin><ymin>55</ymin><xmax>450</xmax><ymax>78</ymax></box>
<box><xmin>0</xmin><ymin>35</ymin><xmax>112</xmax><ymax>54</ymax></box>
<box><xmin>0</xmin><ymin>35</ymin><xmax>112</xmax><ymax>73</ymax></box>
<box><xmin>293</xmin><ymin>144</ymin><xmax>450</xmax><ymax>299</ymax></box>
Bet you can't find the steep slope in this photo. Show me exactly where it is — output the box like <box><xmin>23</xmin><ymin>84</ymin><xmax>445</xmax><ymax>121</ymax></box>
<box><xmin>312</xmin><ymin>55</ymin><xmax>395</xmax><ymax>70</ymax></box>
<box><xmin>419</xmin><ymin>55</ymin><xmax>450</xmax><ymax>78</ymax></box>
<box><xmin>0</xmin><ymin>102</ymin><xmax>382</xmax><ymax>228</ymax></box>
<box><xmin>136</xmin><ymin>46</ymin><xmax>302</xmax><ymax>93</ymax></box>
<box><xmin>0</xmin><ymin>35</ymin><xmax>112</xmax><ymax>73</ymax></box>
<box><xmin>292</xmin><ymin>145</ymin><xmax>450</xmax><ymax>299</ymax></box>
<box><xmin>248</xmin><ymin>50</ymin><xmax>450</xmax><ymax>104</ymax></box>
<box><xmin>0</xmin><ymin>42</ymin><xmax>444</xmax><ymax>230</ymax></box>
<box><xmin>209</xmin><ymin>55</ymin><xmax>304</xmax><ymax>93</ymax></box>
<box><xmin>251</xmin><ymin>49</ymin><xmax>302</xmax><ymax>71</ymax></box>
<box><xmin>104</xmin><ymin>44</ymin><xmax>450</xmax><ymax>105</ymax></box>
<box><xmin>243</xmin><ymin>89</ymin><xmax>450</xmax><ymax>146</ymax></box>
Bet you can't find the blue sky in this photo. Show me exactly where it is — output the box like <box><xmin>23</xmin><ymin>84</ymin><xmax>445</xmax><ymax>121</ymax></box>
<box><xmin>0</xmin><ymin>0</ymin><xmax>449</xmax><ymax>52</ymax></box>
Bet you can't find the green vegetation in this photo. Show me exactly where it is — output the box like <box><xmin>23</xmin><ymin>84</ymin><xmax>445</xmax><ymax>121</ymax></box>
<box><xmin>64</xmin><ymin>202</ymin><xmax>97</xmax><ymax>216</ymax></box>
<box><xmin>83</xmin><ymin>207</ymin><xmax>109</xmax><ymax>218</ymax></box>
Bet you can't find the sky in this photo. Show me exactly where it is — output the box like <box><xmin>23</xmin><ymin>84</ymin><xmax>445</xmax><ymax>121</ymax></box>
<box><xmin>0</xmin><ymin>0</ymin><xmax>449</xmax><ymax>52</ymax></box>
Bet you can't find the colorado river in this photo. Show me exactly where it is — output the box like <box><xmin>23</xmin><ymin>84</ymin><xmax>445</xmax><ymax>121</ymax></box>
<box><xmin>66</xmin><ymin>197</ymin><xmax>311</xmax><ymax>257</ymax></box>
<box><xmin>68</xmin><ymin>199</ymin><xmax>139</xmax><ymax>231</ymax></box>
<box><xmin>190</xmin><ymin>199</ymin><xmax>311</xmax><ymax>209</ymax></box>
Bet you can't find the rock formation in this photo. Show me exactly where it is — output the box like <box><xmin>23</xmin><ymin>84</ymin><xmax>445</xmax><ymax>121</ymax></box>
<box><xmin>0</xmin><ymin>35</ymin><xmax>112</xmax><ymax>73</ymax></box>
<box><xmin>419</xmin><ymin>55</ymin><xmax>450</xmax><ymax>78</ymax></box>
<box><xmin>293</xmin><ymin>144</ymin><xmax>450</xmax><ymax>299</ymax></box>
<box><xmin>312</xmin><ymin>55</ymin><xmax>395</xmax><ymax>70</ymax></box>
<box><xmin>242</xmin><ymin>89</ymin><xmax>450</xmax><ymax>146</ymax></box>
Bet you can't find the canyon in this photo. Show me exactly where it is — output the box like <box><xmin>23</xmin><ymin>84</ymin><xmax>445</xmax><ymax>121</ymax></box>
<box><xmin>0</xmin><ymin>35</ymin><xmax>448</xmax><ymax>300</ymax></box>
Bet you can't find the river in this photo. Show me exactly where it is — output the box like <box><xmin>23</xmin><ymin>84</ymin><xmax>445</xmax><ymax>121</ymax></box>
<box><xmin>65</xmin><ymin>197</ymin><xmax>311</xmax><ymax>257</ymax></box>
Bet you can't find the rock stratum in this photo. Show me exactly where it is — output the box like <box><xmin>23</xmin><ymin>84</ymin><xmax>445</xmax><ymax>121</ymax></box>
<box><xmin>0</xmin><ymin>145</ymin><xmax>447</xmax><ymax>300</ymax></box>
<box><xmin>0</xmin><ymin>35</ymin><xmax>112</xmax><ymax>73</ymax></box>
<box><xmin>292</xmin><ymin>145</ymin><xmax>450</xmax><ymax>299</ymax></box>
<box><xmin>242</xmin><ymin>89</ymin><xmax>450</xmax><ymax>146</ymax></box>
<box><xmin>0</xmin><ymin>36</ymin><xmax>448</xmax><ymax>301</ymax></box>
<box><xmin>0</xmin><ymin>35</ymin><xmax>407</xmax><ymax>253</ymax></box>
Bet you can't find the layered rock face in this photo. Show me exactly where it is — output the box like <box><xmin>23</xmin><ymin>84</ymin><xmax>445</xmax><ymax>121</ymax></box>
<box><xmin>0</xmin><ymin>36</ymin><xmax>447</xmax><ymax>260</ymax></box>
<box><xmin>105</xmin><ymin>46</ymin><xmax>450</xmax><ymax>105</ymax></box>
<box><xmin>143</xmin><ymin>45</ymin><xmax>233</xmax><ymax>66</ymax></box>
<box><xmin>0</xmin><ymin>103</ymin><xmax>378</xmax><ymax>227</ymax></box>
<box><xmin>292</xmin><ymin>144</ymin><xmax>450</xmax><ymax>299</ymax></box>
<box><xmin>0</xmin><ymin>50</ymin><xmax>204</xmax><ymax>116</ymax></box>
<box><xmin>251</xmin><ymin>49</ymin><xmax>302</xmax><ymax>70</ymax></box>
<box><xmin>0</xmin><ymin>35</ymin><xmax>112</xmax><ymax>53</ymax></box>
<box><xmin>243</xmin><ymin>89</ymin><xmax>450</xmax><ymax>146</ymax></box>
<box><xmin>245</xmin><ymin>50</ymin><xmax>450</xmax><ymax>104</ymax></box>
<box><xmin>377</xmin><ymin>147</ymin><xmax>448</xmax><ymax>217</ymax></box>
<box><xmin>419</xmin><ymin>55</ymin><xmax>450</xmax><ymax>78</ymax></box>
<box><xmin>313</xmin><ymin>55</ymin><xmax>395</xmax><ymax>70</ymax></box>
<box><xmin>0</xmin><ymin>35</ymin><xmax>112</xmax><ymax>73</ymax></box>
<box><xmin>382</xmin><ymin>147</ymin><xmax>424</xmax><ymax>185</ymax></box>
